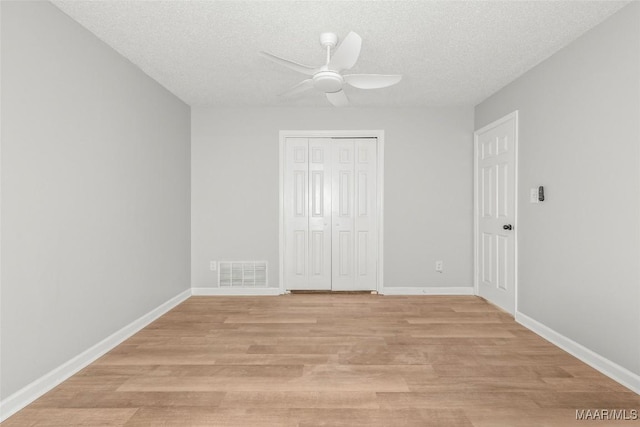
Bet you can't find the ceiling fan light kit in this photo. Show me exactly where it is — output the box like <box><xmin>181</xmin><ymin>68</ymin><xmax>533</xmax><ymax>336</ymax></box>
<box><xmin>313</xmin><ymin>71</ymin><xmax>343</xmax><ymax>93</ymax></box>
<box><xmin>259</xmin><ymin>31</ymin><xmax>402</xmax><ymax>107</ymax></box>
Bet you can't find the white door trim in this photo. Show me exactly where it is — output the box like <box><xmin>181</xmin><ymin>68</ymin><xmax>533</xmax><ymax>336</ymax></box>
<box><xmin>279</xmin><ymin>130</ymin><xmax>385</xmax><ymax>294</ymax></box>
<box><xmin>473</xmin><ymin>111</ymin><xmax>519</xmax><ymax>314</ymax></box>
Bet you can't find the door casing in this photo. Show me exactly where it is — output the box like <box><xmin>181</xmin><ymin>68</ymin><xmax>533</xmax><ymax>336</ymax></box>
<box><xmin>473</xmin><ymin>111</ymin><xmax>519</xmax><ymax>314</ymax></box>
<box><xmin>279</xmin><ymin>130</ymin><xmax>385</xmax><ymax>294</ymax></box>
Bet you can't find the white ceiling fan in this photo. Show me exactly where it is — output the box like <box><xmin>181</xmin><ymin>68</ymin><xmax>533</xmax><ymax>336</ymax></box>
<box><xmin>260</xmin><ymin>32</ymin><xmax>402</xmax><ymax>107</ymax></box>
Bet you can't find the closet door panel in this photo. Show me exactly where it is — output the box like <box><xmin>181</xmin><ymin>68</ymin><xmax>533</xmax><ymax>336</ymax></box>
<box><xmin>331</xmin><ymin>140</ymin><xmax>356</xmax><ymax>290</ymax></box>
<box><xmin>354</xmin><ymin>139</ymin><xmax>377</xmax><ymax>290</ymax></box>
<box><xmin>284</xmin><ymin>138</ymin><xmax>310</xmax><ymax>289</ymax></box>
<box><xmin>308</xmin><ymin>138</ymin><xmax>332</xmax><ymax>289</ymax></box>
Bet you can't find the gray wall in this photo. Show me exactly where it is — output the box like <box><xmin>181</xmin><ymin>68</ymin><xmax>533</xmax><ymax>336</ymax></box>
<box><xmin>475</xmin><ymin>2</ymin><xmax>640</xmax><ymax>375</ymax></box>
<box><xmin>191</xmin><ymin>107</ymin><xmax>474</xmax><ymax>289</ymax></box>
<box><xmin>1</xmin><ymin>1</ymin><xmax>191</xmax><ymax>398</ymax></box>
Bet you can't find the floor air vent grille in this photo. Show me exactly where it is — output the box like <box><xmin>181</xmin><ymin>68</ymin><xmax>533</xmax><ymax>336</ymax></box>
<box><xmin>218</xmin><ymin>261</ymin><xmax>268</xmax><ymax>287</ymax></box>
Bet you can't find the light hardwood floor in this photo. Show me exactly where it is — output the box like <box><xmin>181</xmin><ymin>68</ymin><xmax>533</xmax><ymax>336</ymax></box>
<box><xmin>4</xmin><ymin>295</ymin><xmax>639</xmax><ymax>426</ymax></box>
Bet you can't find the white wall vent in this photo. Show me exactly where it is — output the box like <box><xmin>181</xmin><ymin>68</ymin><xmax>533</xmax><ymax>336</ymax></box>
<box><xmin>218</xmin><ymin>261</ymin><xmax>268</xmax><ymax>287</ymax></box>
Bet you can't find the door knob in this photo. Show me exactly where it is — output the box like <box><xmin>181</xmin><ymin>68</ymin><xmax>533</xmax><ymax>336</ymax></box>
<box><xmin>503</xmin><ymin>224</ymin><xmax>513</xmax><ymax>230</ymax></box>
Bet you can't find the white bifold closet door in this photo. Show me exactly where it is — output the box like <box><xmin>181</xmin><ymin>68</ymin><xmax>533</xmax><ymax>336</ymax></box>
<box><xmin>284</xmin><ymin>137</ymin><xmax>377</xmax><ymax>291</ymax></box>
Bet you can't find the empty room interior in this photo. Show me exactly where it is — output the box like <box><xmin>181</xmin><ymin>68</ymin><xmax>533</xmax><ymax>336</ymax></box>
<box><xmin>1</xmin><ymin>0</ymin><xmax>640</xmax><ymax>425</ymax></box>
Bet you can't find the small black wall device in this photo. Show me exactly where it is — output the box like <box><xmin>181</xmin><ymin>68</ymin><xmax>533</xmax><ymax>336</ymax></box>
<box><xmin>538</xmin><ymin>186</ymin><xmax>545</xmax><ymax>202</ymax></box>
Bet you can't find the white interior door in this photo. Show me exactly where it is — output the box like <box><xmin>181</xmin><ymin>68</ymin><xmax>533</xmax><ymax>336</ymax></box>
<box><xmin>284</xmin><ymin>138</ymin><xmax>331</xmax><ymax>290</ymax></box>
<box><xmin>475</xmin><ymin>112</ymin><xmax>517</xmax><ymax>314</ymax></box>
<box><xmin>330</xmin><ymin>140</ymin><xmax>355</xmax><ymax>290</ymax></box>
<box><xmin>354</xmin><ymin>140</ymin><xmax>377</xmax><ymax>290</ymax></box>
<box><xmin>284</xmin><ymin>138</ymin><xmax>311</xmax><ymax>289</ymax></box>
<box><xmin>308</xmin><ymin>138</ymin><xmax>332</xmax><ymax>289</ymax></box>
<box><xmin>283</xmin><ymin>137</ymin><xmax>377</xmax><ymax>291</ymax></box>
<box><xmin>332</xmin><ymin>139</ymin><xmax>377</xmax><ymax>291</ymax></box>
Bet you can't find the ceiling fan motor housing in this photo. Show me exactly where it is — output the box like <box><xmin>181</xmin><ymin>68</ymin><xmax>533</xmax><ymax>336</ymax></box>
<box><xmin>319</xmin><ymin>32</ymin><xmax>338</xmax><ymax>48</ymax></box>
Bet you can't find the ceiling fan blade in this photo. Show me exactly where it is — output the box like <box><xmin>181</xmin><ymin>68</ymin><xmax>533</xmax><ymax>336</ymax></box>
<box><xmin>326</xmin><ymin>90</ymin><xmax>349</xmax><ymax>107</ymax></box>
<box><xmin>344</xmin><ymin>74</ymin><xmax>402</xmax><ymax>89</ymax></box>
<box><xmin>259</xmin><ymin>51</ymin><xmax>317</xmax><ymax>76</ymax></box>
<box><xmin>279</xmin><ymin>79</ymin><xmax>314</xmax><ymax>97</ymax></box>
<box><xmin>328</xmin><ymin>31</ymin><xmax>362</xmax><ymax>71</ymax></box>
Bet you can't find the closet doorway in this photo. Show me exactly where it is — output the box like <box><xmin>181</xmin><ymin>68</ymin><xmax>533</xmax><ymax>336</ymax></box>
<box><xmin>279</xmin><ymin>131</ymin><xmax>384</xmax><ymax>292</ymax></box>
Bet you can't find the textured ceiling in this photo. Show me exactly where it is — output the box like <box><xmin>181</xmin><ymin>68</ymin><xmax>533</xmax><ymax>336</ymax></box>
<box><xmin>51</xmin><ymin>0</ymin><xmax>629</xmax><ymax>107</ymax></box>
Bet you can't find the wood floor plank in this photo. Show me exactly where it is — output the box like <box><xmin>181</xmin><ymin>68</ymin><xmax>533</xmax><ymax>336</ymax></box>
<box><xmin>404</xmin><ymin>377</ymin><xmax>552</xmax><ymax>393</ymax></box>
<box><xmin>30</xmin><ymin>390</ymin><xmax>226</xmax><ymax>409</ymax></box>
<box><xmin>2</xmin><ymin>408</ymin><xmax>138</xmax><ymax>426</ymax></box>
<box><xmin>218</xmin><ymin>391</ymin><xmax>380</xmax><ymax>409</ymax></box>
<box><xmin>5</xmin><ymin>294</ymin><xmax>637</xmax><ymax>427</ymax></box>
<box><xmin>530</xmin><ymin>391</ymin><xmax>640</xmax><ymax>408</ymax></box>
<box><xmin>123</xmin><ymin>408</ymin><xmax>298</xmax><ymax>427</ymax></box>
<box><xmin>292</xmin><ymin>408</ymin><xmax>456</xmax><ymax>427</ymax></box>
<box><xmin>208</xmin><ymin>354</ymin><xmax>330</xmax><ymax>365</ymax></box>
<box><xmin>377</xmin><ymin>391</ymin><xmax>542</xmax><ymax>410</ymax></box>
<box><xmin>147</xmin><ymin>364</ymin><xmax>305</xmax><ymax>378</ymax></box>
<box><xmin>462</xmin><ymin>408</ymin><xmax>624</xmax><ymax>427</ymax></box>
<box><xmin>116</xmin><ymin>373</ymin><xmax>410</xmax><ymax>392</ymax></box>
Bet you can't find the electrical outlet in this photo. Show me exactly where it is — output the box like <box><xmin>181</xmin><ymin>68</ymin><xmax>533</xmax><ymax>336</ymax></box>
<box><xmin>209</xmin><ymin>261</ymin><xmax>217</xmax><ymax>271</ymax></box>
<box><xmin>435</xmin><ymin>260</ymin><xmax>443</xmax><ymax>272</ymax></box>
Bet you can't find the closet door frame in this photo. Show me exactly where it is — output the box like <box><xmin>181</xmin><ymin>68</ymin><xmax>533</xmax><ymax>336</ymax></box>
<box><xmin>279</xmin><ymin>130</ymin><xmax>385</xmax><ymax>294</ymax></box>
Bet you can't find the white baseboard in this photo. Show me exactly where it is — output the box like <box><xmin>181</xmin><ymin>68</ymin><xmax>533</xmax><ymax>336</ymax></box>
<box><xmin>0</xmin><ymin>288</ymin><xmax>191</xmax><ymax>422</ymax></box>
<box><xmin>380</xmin><ymin>286</ymin><xmax>474</xmax><ymax>295</ymax></box>
<box><xmin>191</xmin><ymin>287</ymin><xmax>282</xmax><ymax>296</ymax></box>
<box><xmin>516</xmin><ymin>311</ymin><xmax>640</xmax><ymax>394</ymax></box>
